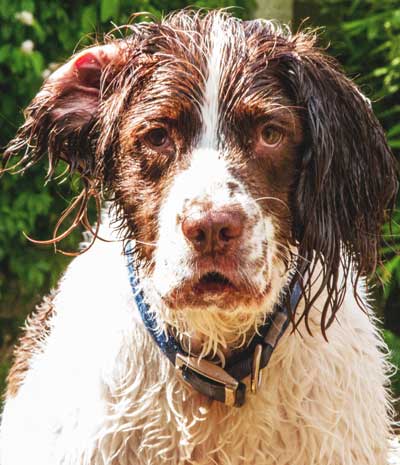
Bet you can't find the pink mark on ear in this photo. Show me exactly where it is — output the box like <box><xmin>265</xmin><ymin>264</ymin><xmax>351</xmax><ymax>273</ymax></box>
<box><xmin>74</xmin><ymin>52</ymin><xmax>102</xmax><ymax>88</ymax></box>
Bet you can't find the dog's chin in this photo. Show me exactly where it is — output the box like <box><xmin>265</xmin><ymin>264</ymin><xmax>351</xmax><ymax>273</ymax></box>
<box><xmin>163</xmin><ymin>272</ymin><xmax>270</xmax><ymax>311</ymax></box>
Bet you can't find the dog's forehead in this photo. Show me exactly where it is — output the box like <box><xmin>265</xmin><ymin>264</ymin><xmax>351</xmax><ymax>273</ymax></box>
<box><xmin>124</xmin><ymin>14</ymin><xmax>294</xmax><ymax>147</ymax></box>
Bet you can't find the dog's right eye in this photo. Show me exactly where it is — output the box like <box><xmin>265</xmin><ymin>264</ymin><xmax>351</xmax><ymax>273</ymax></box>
<box><xmin>143</xmin><ymin>128</ymin><xmax>174</xmax><ymax>153</ymax></box>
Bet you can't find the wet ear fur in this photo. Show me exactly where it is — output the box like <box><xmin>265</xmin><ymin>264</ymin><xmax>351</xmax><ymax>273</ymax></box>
<box><xmin>3</xmin><ymin>43</ymin><xmax>124</xmax><ymax>179</ymax></box>
<box><xmin>285</xmin><ymin>40</ymin><xmax>398</xmax><ymax>330</ymax></box>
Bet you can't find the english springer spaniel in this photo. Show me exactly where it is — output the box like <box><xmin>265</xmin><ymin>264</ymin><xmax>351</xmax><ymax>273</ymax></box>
<box><xmin>1</xmin><ymin>10</ymin><xmax>399</xmax><ymax>465</ymax></box>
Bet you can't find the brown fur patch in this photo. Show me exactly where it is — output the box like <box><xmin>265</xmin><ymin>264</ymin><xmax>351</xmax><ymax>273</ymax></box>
<box><xmin>6</xmin><ymin>292</ymin><xmax>56</xmax><ymax>398</ymax></box>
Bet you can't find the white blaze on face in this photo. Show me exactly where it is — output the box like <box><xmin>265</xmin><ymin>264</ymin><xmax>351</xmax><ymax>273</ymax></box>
<box><xmin>199</xmin><ymin>15</ymin><xmax>226</xmax><ymax>149</ymax></box>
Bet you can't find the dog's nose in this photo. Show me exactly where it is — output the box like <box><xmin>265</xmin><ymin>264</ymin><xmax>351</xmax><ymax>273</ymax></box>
<box><xmin>181</xmin><ymin>210</ymin><xmax>244</xmax><ymax>254</ymax></box>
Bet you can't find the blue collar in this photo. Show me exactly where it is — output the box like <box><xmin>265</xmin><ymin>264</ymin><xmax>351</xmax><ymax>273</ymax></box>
<box><xmin>127</xmin><ymin>246</ymin><xmax>302</xmax><ymax>407</ymax></box>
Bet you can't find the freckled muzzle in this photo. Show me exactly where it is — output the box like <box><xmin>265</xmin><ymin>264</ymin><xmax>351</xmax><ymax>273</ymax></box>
<box><xmin>155</xmin><ymin>198</ymin><xmax>272</xmax><ymax>308</ymax></box>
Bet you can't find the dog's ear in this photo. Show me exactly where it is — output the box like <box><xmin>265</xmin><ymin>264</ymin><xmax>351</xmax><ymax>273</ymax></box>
<box><xmin>283</xmin><ymin>44</ymin><xmax>398</xmax><ymax>326</ymax></box>
<box><xmin>4</xmin><ymin>43</ymin><xmax>124</xmax><ymax>178</ymax></box>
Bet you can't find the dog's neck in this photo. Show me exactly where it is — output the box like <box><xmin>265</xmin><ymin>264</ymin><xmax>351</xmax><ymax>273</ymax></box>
<box><xmin>165</xmin><ymin>305</ymin><xmax>268</xmax><ymax>362</ymax></box>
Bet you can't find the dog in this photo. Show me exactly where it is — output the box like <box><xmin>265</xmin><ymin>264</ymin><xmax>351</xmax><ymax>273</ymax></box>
<box><xmin>0</xmin><ymin>10</ymin><xmax>399</xmax><ymax>465</ymax></box>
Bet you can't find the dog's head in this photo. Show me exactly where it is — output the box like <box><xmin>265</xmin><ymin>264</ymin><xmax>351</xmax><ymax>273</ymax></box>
<box><xmin>4</xmin><ymin>11</ymin><xmax>398</xmax><ymax>348</ymax></box>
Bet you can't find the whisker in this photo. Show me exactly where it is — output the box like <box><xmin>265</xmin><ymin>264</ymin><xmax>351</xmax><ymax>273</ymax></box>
<box><xmin>267</xmin><ymin>238</ymin><xmax>311</xmax><ymax>264</ymax></box>
<box><xmin>135</xmin><ymin>240</ymin><xmax>158</xmax><ymax>248</ymax></box>
<box><xmin>254</xmin><ymin>196</ymin><xmax>290</xmax><ymax>211</ymax></box>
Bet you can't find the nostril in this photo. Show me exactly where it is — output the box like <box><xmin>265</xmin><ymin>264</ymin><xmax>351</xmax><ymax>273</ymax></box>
<box><xmin>219</xmin><ymin>227</ymin><xmax>232</xmax><ymax>242</ymax></box>
<box><xmin>216</xmin><ymin>215</ymin><xmax>244</xmax><ymax>244</ymax></box>
<box><xmin>196</xmin><ymin>229</ymin><xmax>206</xmax><ymax>243</ymax></box>
<box><xmin>181</xmin><ymin>217</ymin><xmax>212</xmax><ymax>253</ymax></box>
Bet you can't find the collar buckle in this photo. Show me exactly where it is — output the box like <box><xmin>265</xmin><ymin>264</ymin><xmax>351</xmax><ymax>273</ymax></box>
<box><xmin>175</xmin><ymin>353</ymin><xmax>239</xmax><ymax>407</ymax></box>
<box><xmin>250</xmin><ymin>344</ymin><xmax>263</xmax><ymax>393</ymax></box>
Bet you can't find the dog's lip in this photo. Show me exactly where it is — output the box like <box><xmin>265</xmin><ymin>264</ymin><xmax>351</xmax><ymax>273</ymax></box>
<box><xmin>164</xmin><ymin>266</ymin><xmax>267</xmax><ymax>309</ymax></box>
<box><xmin>193</xmin><ymin>271</ymin><xmax>237</xmax><ymax>293</ymax></box>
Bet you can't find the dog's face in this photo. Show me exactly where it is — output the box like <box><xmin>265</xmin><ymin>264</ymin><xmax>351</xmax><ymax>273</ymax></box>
<box><xmin>113</xmin><ymin>16</ymin><xmax>303</xmax><ymax>316</ymax></box>
<box><xmin>4</xmin><ymin>12</ymin><xmax>398</xmax><ymax>340</ymax></box>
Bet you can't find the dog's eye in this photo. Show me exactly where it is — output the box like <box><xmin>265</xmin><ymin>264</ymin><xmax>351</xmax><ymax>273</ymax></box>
<box><xmin>143</xmin><ymin>128</ymin><xmax>173</xmax><ymax>152</ymax></box>
<box><xmin>146</xmin><ymin>128</ymin><xmax>168</xmax><ymax>147</ymax></box>
<box><xmin>260</xmin><ymin>125</ymin><xmax>283</xmax><ymax>147</ymax></box>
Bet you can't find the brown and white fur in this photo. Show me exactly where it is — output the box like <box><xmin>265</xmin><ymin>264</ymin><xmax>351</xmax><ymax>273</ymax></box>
<box><xmin>0</xmin><ymin>10</ymin><xmax>399</xmax><ymax>465</ymax></box>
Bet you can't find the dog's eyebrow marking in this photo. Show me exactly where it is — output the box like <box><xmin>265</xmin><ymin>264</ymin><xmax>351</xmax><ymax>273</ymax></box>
<box><xmin>199</xmin><ymin>16</ymin><xmax>226</xmax><ymax>149</ymax></box>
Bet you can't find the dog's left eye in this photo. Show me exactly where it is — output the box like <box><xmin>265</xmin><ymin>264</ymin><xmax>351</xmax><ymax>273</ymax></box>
<box><xmin>260</xmin><ymin>125</ymin><xmax>283</xmax><ymax>147</ymax></box>
<box><xmin>143</xmin><ymin>128</ymin><xmax>174</xmax><ymax>152</ymax></box>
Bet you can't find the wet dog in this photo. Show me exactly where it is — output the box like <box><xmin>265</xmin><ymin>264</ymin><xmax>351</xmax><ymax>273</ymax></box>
<box><xmin>0</xmin><ymin>10</ymin><xmax>398</xmax><ymax>465</ymax></box>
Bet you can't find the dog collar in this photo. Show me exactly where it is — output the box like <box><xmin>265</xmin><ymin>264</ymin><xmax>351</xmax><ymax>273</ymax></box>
<box><xmin>126</xmin><ymin>246</ymin><xmax>302</xmax><ymax>407</ymax></box>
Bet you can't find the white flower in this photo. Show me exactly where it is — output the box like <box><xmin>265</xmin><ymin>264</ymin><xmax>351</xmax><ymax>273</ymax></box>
<box><xmin>42</xmin><ymin>69</ymin><xmax>51</xmax><ymax>80</ymax></box>
<box><xmin>15</xmin><ymin>11</ymin><xmax>34</xmax><ymax>26</ymax></box>
<box><xmin>21</xmin><ymin>40</ymin><xmax>34</xmax><ymax>54</ymax></box>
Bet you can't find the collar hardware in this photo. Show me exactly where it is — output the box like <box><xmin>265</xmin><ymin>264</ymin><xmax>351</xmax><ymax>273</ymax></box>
<box><xmin>250</xmin><ymin>344</ymin><xmax>263</xmax><ymax>394</ymax></box>
<box><xmin>176</xmin><ymin>353</ymin><xmax>239</xmax><ymax>407</ymax></box>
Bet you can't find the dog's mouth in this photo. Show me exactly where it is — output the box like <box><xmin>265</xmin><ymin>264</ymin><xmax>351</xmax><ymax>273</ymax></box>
<box><xmin>193</xmin><ymin>272</ymin><xmax>237</xmax><ymax>294</ymax></box>
<box><xmin>163</xmin><ymin>267</ymin><xmax>264</xmax><ymax>310</ymax></box>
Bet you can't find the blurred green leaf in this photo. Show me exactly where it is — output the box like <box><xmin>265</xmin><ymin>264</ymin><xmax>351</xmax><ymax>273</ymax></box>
<box><xmin>101</xmin><ymin>0</ymin><xmax>119</xmax><ymax>22</ymax></box>
<box><xmin>387</xmin><ymin>124</ymin><xmax>400</xmax><ymax>137</ymax></box>
<box><xmin>81</xmin><ymin>5</ymin><xmax>97</xmax><ymax>32</ymax></box>
<box><xmin>384</xmin><ymin>330</ymin><xmax>400</xmax><ymax>398</ymax></box>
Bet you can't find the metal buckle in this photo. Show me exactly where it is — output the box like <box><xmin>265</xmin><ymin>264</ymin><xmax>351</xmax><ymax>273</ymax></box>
<box><xmin>175</xmin><ymin>353</ymin><xmax>239</xmax><ymax>406</ymax></box>
<box><xmin>251</xmin><ymin>344</ymin><xmax>263</xmax><ymax>394</ymax></box>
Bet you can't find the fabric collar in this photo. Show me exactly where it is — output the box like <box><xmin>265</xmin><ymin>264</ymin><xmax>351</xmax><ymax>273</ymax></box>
<box><xmin>126</xmin><ymin>244</ymin><xmax>302</xmax><ymax>407</ymax></box>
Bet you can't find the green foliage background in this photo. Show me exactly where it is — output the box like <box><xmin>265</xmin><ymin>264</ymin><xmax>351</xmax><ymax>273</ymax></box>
<box><xmin>0</xmin><ymin>0</ymin><xmax>399</xmax><ymax>407</ymax></box>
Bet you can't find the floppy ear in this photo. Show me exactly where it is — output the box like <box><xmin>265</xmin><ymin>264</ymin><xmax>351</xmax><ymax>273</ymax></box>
<box><xmin>4</xmin><ymin>43</ymin><xmax>124</xmax><ymax>178</ymax></box>
<box><xmin>284</xmin><ymin>46</ymin><xmax>398</xmax><ymax>328</ymax></box>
